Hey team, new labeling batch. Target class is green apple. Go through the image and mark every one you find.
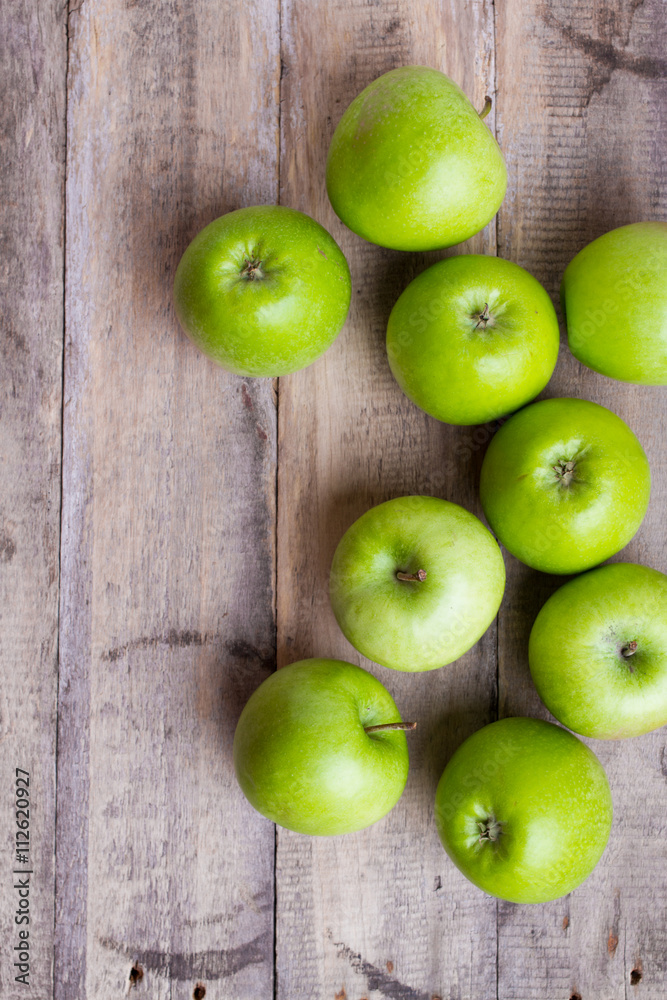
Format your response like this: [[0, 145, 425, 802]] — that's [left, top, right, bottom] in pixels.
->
[[173, 205, 351, 376], [434, 717, 613, 903], [387, 255, 560, 425], [562, 222, 667, 385], [233, 658, 412, 835], [326, 66, 507, 251], [529, 562, 667, 739], [480, 398, 651, 574], [329, 496, 505, 672]]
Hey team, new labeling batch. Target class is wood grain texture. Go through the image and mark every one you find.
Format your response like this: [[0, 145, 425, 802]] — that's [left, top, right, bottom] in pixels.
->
[[3, 0, 666, 997], [56, 2, 279, 998], [276, 2, 500, 997], [495, 1, 667, 997], [0, 2, 66, 997]]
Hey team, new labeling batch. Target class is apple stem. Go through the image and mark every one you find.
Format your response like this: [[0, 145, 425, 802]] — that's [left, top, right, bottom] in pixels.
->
[[396, 569, 427, 583], [478, 95, 493, 120], [364, 721, 417, 734], [621, 640, 638, 658], [474, 303, 490, 330]]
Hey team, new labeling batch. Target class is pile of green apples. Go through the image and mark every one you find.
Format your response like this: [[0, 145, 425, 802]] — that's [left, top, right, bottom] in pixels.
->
[[173, 67, 667, 905]]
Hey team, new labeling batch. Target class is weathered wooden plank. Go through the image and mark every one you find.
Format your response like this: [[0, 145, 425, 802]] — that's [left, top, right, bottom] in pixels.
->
[[276, 2, 500, 997], [495, 1, 667, 997], [56, 2, 280, 998], [0, 2, 66, 997]]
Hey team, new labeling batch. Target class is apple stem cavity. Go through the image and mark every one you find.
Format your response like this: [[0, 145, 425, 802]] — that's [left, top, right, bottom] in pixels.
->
[[478, 814, 503, 843], [478, 95, 493, 120], [553, 459, 578, 487], [364, 721, 417, 734], [396, 569, 427, 583], [241, 257, 264, 281]]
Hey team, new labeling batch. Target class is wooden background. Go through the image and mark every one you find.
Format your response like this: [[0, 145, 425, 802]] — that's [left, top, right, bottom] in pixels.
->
[[1, 0, 666, 997]]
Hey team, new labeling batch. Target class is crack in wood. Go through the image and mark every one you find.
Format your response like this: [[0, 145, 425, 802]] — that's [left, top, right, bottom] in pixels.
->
[[328, 932, 431, 1000], [101, 629, 215, 662], [0, 529, 16, 562], [545, 13, 667, 94], [100, 632, 275, 673], [241, 383, 254, 411], [100, 930, 270, 981], [608, 889, 621, 958], [224, 638, 275, 672]]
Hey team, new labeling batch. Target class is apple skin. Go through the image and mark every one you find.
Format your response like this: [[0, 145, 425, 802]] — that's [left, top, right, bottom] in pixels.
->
[[434, 717, 613, 903], [479, 398, 651, 574], [233, 658, 409, 836], [562, 222, 667, 385], [326, 66, 507, 252], [173, 205, 351, 376], [329, 496, 505, 672], [387, 255, 560, 425], [529, 562, 667, 739]]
